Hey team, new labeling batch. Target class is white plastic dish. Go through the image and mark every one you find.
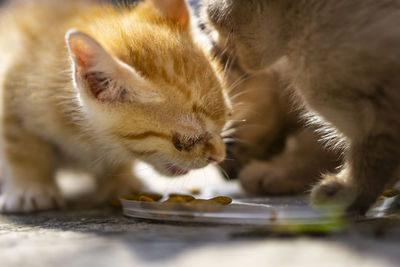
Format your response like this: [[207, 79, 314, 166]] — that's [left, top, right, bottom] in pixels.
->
[[121, 195, 399, 225], [122, 196, 341, 225]]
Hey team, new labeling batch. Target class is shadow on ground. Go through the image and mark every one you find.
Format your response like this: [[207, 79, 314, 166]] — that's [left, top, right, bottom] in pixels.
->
[[1, 205, 400, 267]]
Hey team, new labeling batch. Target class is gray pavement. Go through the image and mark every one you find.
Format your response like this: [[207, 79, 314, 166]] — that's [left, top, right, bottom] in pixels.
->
[[1, 164, 400, 267], [1, 206, 399, 267]]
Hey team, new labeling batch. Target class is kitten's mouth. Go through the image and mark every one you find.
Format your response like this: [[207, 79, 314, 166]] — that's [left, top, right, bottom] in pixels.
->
[[165, 163, 189, 176]]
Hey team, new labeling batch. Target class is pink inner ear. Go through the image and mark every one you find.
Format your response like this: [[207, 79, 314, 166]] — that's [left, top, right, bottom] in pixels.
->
[[78, 70, 127, 102], [84, 71, 109, 98], [69, 41, 94, 68], [67, 32, 100, 68], [66, 31, 129, 102]]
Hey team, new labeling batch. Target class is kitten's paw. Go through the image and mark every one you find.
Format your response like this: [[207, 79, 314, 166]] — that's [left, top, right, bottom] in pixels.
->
[[0, 182, 63, 213], [310, 173, 355, 211], [310, 173, 382, 214], [240, 161, 293, 195]]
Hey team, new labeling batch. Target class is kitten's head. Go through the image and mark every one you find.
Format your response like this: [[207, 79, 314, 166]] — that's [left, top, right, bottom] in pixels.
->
[[203, 0, 290, 72], [66, 0, 230, 176]]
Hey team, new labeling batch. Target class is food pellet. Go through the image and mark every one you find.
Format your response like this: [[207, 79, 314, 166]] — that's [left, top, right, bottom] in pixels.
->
[[382, 189, 400, 198], [139, 192, 163, 201], [163, 196, 189, 203], [168, 193, 195, 202], [138, 195, 155, 202], [189, 188, 201, 195], [209, 196, 232, 205]]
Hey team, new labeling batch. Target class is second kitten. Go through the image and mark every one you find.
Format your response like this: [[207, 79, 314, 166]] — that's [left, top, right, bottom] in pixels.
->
[[205, 0, 400, 212]]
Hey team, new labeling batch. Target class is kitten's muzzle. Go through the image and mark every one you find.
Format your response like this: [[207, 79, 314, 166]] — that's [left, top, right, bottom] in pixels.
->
[[205, 137, 226, 164], [207, 156, 222, 164]]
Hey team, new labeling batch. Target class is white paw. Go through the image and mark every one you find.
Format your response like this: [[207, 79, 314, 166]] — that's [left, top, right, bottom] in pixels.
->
[[0, 182, 64, 213]]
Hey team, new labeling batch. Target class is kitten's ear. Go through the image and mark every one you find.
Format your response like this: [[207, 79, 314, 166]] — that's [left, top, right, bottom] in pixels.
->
[[151, 0, 190, 28], [66, 30, 160, 103]]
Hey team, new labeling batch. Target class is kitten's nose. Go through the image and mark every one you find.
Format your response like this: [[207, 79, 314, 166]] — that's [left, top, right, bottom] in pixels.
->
[[207, 157, 223, 164], [206, 137, 226, 164]]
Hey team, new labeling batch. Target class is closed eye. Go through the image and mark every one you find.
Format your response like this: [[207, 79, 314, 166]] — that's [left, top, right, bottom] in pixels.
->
[[172, 132, 211, 152], [117, 131, 170, 141]]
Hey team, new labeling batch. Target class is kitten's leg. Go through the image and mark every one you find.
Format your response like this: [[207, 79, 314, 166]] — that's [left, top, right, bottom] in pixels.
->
[[0, 121, 62, 213], [240, 128, 339, 195], [89, 162, 144, 204], [311, 134, 400, 213]]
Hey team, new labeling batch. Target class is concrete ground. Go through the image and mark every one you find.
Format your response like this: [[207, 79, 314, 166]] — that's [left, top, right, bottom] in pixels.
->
[[1, 207, 400, 267], [1, 165, 400, 267]]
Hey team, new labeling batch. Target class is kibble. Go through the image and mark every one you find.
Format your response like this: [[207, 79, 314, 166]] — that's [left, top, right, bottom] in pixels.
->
[[138, 195, 155, 202], [168, 193, 195, 202], [163, 196, 189, 203], [382, 189, 399, 198], [140, 192, 163, 201], [120, 191, 233, 212], [210, 196, 232, 205]]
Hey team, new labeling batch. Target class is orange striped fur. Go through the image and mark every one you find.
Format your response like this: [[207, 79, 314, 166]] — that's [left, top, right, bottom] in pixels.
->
[[0, 0, 229, 213]]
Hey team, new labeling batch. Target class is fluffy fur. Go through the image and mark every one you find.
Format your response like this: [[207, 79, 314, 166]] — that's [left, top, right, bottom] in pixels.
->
[[200, 18, 340, 195], [205, 0, 400, 212], [0, 0, 229, 213]]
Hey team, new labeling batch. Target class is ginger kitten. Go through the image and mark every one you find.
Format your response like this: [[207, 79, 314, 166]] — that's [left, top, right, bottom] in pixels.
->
[[0, 0, 229, 213], [205, 0, 400, 213]]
